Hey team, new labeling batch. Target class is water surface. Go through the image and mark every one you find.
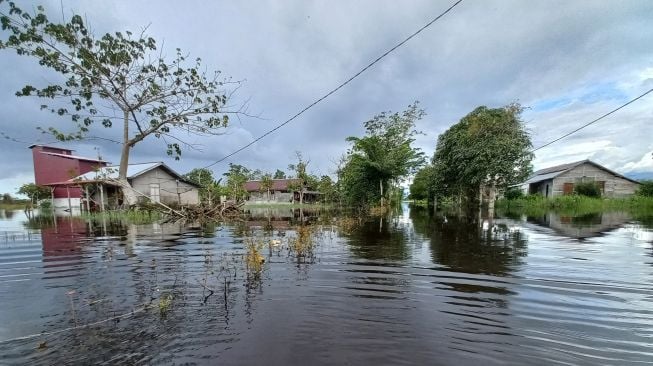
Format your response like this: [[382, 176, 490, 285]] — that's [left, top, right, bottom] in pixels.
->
[[0, 206, 652, 365]]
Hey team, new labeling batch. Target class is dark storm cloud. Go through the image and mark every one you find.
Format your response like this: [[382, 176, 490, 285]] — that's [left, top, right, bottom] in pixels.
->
[[1, 0, 652, 194]]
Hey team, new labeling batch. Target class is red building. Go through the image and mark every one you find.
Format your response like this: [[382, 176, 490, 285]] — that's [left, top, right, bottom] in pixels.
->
[[30, 145, 107, 210]]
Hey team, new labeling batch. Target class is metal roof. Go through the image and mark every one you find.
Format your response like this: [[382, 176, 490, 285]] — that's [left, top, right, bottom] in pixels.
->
[[525, 159, 640, 185], [75, 162, 161, 180], [41, 151, 107, 163], [71, 162, 200, 187]]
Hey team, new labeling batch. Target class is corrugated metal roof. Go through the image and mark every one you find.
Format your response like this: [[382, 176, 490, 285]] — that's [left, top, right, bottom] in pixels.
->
[[531, 160, 587, 176], [525, 159, 641, 185], [74, 162, 162, 181], [244, 179, 303, 192], [41, 151, 106, 163], [524, 171, 560, 184]]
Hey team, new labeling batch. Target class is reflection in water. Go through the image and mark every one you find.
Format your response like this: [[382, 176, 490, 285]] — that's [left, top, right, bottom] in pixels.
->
[[528, 211, 632, 239], [411, 207, 528, 276], [0, 207, 652, 365]]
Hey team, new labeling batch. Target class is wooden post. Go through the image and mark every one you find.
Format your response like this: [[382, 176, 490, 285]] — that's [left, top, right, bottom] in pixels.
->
[[66, 185, 72, 215], [99, 184, 105, 212], [84, 185, 90, 213]]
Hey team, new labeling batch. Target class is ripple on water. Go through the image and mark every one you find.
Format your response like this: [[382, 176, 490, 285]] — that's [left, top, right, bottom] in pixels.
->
[[0, 211, 652, 365]]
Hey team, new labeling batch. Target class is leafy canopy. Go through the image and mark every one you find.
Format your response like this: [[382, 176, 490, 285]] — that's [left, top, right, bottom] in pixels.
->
[[431, 104, 533, 198], [341, 102, 426, 207], [0, 1, 239, 162]]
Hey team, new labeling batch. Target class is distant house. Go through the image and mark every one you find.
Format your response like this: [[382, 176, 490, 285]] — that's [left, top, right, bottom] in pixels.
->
[[243, 178, 321, 203], [522, 160, 640, 198], [72, 162, 200, 208], [29, 145, 107, 210]]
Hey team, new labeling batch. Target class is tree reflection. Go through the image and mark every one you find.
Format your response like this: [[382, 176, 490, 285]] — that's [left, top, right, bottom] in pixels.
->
[[344, 216, 412, 261], [411, 207, 527, 277]]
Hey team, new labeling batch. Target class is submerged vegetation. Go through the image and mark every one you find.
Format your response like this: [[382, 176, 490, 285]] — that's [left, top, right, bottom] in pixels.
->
[[497, 194, 653, 216]]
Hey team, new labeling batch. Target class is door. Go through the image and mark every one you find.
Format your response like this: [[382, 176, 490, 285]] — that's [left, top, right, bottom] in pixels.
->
[[149, 183, 161, 203], [563, 183, 574, 195]]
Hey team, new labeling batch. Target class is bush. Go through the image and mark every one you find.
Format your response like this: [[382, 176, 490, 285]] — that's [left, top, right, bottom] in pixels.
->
[[574, 182, 601, 198], [504, 188, 524, 200], [637, 180, 653, 197]]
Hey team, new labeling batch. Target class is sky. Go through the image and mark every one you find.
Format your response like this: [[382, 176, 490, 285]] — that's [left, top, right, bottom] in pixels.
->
[[1, 0, 652, 196]]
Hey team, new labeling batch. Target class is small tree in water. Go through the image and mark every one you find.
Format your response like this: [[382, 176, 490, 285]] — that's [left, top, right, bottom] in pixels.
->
[[0, 2, 242, 205], [341, 102, 425, 208]]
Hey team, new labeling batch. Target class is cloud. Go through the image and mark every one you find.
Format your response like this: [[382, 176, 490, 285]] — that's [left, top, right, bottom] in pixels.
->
[[0, 0, 652, 194]]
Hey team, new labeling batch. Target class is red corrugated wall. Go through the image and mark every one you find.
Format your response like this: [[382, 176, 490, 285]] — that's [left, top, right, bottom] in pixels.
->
[[30, 146, 105, 199]]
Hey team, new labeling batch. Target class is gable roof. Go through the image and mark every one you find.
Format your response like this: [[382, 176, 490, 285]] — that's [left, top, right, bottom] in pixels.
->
[[525, 159, 640, 185], [40, 151, 107, 163], [72, 162, 200, 187], [244, 178, 303, 192]]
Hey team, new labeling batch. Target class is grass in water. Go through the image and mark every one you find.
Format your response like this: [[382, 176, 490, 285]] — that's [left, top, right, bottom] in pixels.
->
[[288, 225, 315, 261], [81, 210, 161, 224], [158, 293, 173, 318], [244, 238, 265, 280], [497, 195, 653, 216]]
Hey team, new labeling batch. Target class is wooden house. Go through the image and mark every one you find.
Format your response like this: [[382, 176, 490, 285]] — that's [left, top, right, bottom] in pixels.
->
[[72, 162, 201, 209], [522, 160, 640, 198], [243, 178, 321, 203]]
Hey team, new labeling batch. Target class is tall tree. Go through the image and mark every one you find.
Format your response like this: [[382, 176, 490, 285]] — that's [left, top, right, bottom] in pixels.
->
[[273, 169, 286, 180], [260, 174, 273, 201], [222, 163, 250, 202], [431, 104, 533, 209], [288, 151, 309, 204], [342, 102, 425, 207], [0, 3, 241, 204], [17, 183, 50, 208]]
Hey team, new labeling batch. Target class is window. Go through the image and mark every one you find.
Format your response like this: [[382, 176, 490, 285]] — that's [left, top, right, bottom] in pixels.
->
[[149, 183, 160, 203]]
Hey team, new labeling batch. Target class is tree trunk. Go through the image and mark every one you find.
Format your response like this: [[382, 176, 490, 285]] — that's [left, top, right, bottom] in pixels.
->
[[299, 185, 304, 204], [119, 110, 138, 206], [488, 184, 496, 218], [380, 180, 384, 207]]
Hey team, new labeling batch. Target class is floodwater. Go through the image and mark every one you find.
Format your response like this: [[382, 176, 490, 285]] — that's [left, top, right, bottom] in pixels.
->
[[1, 206, 652, 365]]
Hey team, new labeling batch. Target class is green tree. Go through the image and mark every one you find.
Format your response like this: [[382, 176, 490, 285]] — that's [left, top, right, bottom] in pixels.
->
[[183, 168, 221, 205], [222, 163, 250, 202], [1, 193, 13, 204], [317, 175, 337, 204], [0, 3, 240, 205], [288, 151, 309, 204], [17, 183, 50, 207], [260, 174, 273, 201], [409, 166, 433, 201], [273, 169, 286, 179], [637, 180, 653, 197], [341, 102, 425, 207], [431, 104, 532, 209]]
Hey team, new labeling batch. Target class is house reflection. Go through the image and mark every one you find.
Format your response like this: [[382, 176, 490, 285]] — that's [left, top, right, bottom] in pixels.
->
[[527, 211, 631, 239]]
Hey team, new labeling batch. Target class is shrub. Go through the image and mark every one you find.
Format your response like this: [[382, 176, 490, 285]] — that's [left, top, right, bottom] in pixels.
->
[[574, 182, 601, 198], [637, 180, 653, 197], [504, 188, 524, 200]]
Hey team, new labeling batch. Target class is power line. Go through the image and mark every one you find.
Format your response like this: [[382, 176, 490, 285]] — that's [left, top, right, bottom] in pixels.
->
[[203, 0, 464, 169], [531, 87, 653, 153]]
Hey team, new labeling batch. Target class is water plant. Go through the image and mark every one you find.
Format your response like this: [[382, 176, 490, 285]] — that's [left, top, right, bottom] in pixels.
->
[[244, 238, 265, 280], [158, 293, 173, 318], [288, 225, 315, 262]]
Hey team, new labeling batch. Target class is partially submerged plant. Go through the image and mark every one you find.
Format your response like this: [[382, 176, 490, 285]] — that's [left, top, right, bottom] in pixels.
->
[[158, 293, 173, 317], [288, 225, 315, 262], [244, 238, 265, 280]]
